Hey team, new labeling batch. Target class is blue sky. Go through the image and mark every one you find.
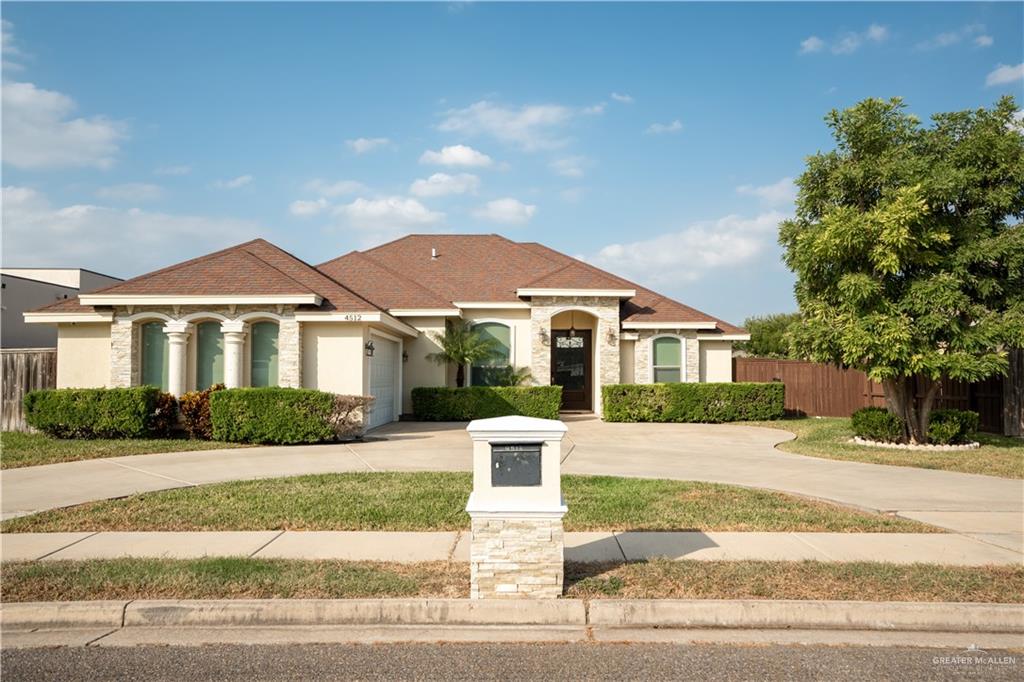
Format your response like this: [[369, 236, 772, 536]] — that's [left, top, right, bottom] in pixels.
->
[[3, 2, 1022, 324]]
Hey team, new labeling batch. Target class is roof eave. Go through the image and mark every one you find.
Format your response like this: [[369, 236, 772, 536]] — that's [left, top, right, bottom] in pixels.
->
[[78, 294, 323, 306]]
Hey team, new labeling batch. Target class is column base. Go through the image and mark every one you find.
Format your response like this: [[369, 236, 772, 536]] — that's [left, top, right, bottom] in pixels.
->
[[468, 513, 565, 600]]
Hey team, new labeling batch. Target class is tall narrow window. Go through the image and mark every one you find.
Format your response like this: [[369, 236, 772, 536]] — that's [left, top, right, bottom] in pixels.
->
[[250, 321, 279, 387], [196, 321, 224, 390], [470, 322, 511, 386], [652, 337, 683, 383], [141, 322, 169, 391]]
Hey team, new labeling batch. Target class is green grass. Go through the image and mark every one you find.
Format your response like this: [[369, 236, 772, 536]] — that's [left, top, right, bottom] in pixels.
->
[[0, 431, 245, 469], [743, 417, 1024, 479], [2, 558, 1019, 603], [0, 472, 934, 534]]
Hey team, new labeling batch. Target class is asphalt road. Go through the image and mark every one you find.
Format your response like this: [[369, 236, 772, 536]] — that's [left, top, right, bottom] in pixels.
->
[[3, 643, 1021, 681]]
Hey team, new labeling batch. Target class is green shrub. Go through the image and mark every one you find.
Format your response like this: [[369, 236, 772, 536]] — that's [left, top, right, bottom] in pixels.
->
[[411, 386, 562, 420], [210, 388, 373, 444], [928, 409, 980, 445], [851, 407, 904, 443], [150, 391, 180, 438], [179, 384, 225, 440], [23, 387, 169, 438], [601, 382, 784, 423]]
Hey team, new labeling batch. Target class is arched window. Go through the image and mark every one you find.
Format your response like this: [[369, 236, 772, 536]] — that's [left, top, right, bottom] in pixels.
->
[[250, 321, 279, 387], [140, 322, 169, 390], [652, 336, 683, 383], [196, 321, 224, 390], [471, 322, 511, 386]]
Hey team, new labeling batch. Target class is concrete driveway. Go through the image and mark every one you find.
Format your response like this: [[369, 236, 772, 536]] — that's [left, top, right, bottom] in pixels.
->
[[2, 418, 1021, 548]]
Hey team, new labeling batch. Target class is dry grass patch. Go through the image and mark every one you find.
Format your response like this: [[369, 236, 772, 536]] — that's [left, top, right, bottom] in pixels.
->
[[0, 431, 245, 469], [0, 472, 934, 534]]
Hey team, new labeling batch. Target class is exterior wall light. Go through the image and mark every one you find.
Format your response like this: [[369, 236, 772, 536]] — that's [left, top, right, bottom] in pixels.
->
[[365, 340, 375, 357], [402, 350, 409, 362]]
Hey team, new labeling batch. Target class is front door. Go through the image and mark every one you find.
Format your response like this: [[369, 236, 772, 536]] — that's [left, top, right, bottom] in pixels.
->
[[551, 329, 592, 411]]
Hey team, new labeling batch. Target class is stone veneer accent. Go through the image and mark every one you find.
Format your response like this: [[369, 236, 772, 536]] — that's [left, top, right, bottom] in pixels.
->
[[109, 305, 301, 390], [529, 296, 620, 398], [633, 330, 700, 384], [470, 516, 564, 599]]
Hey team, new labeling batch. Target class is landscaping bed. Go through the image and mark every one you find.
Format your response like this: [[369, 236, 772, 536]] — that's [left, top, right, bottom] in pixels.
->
[[0, 431, 245, 469], [0, 472, 934, 533], [744, 417, 1023, 479], [1, 558, 1019, 603]]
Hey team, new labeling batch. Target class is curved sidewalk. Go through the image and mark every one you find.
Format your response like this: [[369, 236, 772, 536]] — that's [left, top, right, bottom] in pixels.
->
[[2, 420, 1021, 548]]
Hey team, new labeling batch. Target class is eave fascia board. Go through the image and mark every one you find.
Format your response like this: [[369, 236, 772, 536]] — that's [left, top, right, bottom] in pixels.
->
[[453, 301, 531, 310], [621, 321, 719, 330], [78, 294, 322, 306], [377, 313, 421, 337], [23, 311, 114, 324], [516, 288, 636, 298], [696, 333, 751, 341], [291, 310, 419, 337], [389, 308, 462, 317]]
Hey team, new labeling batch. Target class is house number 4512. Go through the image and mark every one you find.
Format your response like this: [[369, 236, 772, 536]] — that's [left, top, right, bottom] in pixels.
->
[[343, 314, 363, 321]]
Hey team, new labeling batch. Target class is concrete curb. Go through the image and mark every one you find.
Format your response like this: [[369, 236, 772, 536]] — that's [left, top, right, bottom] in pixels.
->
[[3, 599, 1022, 633]]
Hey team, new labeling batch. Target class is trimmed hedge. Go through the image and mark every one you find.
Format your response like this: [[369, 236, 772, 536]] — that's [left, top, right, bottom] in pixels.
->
[[23, 386, 174, 438], [928, 409, 980, 445], [602, 382, 785, 423], [411, 386, 562, 421], [209, 388, 372, 444], [179, 384, 225, 440], [851, 407, 904, 443]]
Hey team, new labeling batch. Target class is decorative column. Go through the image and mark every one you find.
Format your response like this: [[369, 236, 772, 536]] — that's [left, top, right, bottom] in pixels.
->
[[221, 320, 247, 389], [163, 321, 192, 397]]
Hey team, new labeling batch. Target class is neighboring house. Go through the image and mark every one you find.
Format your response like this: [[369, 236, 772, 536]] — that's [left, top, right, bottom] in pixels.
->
[[24, 235, 748, 427], [2, 268, 123, 348]]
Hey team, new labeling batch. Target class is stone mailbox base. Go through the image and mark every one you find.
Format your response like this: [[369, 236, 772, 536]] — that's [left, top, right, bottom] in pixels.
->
[[469, 514, 565, 599]]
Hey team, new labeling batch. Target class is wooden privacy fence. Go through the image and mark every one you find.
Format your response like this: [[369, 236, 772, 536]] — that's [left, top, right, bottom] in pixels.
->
[[733, 357, 1007, 434], [2, 348, 57, 432]]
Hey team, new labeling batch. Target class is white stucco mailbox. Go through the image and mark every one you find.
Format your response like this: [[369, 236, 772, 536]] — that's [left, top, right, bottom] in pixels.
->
[[465, 415, 568, 599]]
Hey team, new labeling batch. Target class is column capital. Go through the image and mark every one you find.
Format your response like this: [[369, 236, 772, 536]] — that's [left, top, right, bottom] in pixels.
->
[[163, 320, 193, 336], [221, 319, 247, 334]]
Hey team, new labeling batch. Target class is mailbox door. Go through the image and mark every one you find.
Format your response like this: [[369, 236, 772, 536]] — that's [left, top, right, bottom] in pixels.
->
[[491, 443, 543, 487]]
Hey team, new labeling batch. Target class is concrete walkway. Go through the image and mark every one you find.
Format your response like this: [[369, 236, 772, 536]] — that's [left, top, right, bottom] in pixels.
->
[[2, 419, 1021, 549], [3, 530, 1020, 565]]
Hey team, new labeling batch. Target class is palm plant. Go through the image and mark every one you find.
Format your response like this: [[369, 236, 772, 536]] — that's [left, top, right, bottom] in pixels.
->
[[425, 320, 499, 388]]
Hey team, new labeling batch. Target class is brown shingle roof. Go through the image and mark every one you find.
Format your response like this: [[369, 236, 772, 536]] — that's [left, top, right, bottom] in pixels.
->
[[317, 251, 453, 310]]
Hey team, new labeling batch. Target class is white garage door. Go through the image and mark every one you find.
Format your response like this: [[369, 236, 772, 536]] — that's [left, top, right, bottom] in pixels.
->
[[368, 336, 398, 430]]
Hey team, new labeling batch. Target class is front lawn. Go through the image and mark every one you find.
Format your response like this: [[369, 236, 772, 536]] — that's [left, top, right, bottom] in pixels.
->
[[744, 417, 1024, 479], [0, 472, 934, 533], [0, 431, 245, 469], [2, 558, 1019, 603]]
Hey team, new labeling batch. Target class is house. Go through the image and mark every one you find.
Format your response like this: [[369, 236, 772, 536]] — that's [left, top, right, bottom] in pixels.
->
[[2, 268, 123, 349], [24, 235, 748, 427]]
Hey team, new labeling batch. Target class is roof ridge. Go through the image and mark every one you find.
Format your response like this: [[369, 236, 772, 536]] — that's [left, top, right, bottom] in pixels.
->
[[251, 241, 386, 312], [236, 249, 317, 295]]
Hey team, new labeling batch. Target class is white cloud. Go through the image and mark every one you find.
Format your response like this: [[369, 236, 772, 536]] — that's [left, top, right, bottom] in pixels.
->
[[346, 137, 390, 154], [1, 186, 257, 274], [213, 175, 253, 189], [974, 35, 994, 48], [419, 144, 494, 168], [1, 80, 126, 170], [549, 156, 587, 178], [645, 120, 683, 135], [154, 164, 191, 176], [409, 172, 480, 198], [95, 183, 163, 202], [2, 19, 25, 71], [584, 211, 788, 287], [304, 179, 367, 197], [916, 23, 987, 50], [802, 24, 889, 56], [335, 196, 444, 230], [289, 198, 329, 217], [610, 92, 634, 104], [472, 198, 536, 225], [799, 36, 825, 54], [582, 102, 606, 115], [986, 63, 1024, 87], [736, 177, 796, 206], [437, 100, 574, 151]]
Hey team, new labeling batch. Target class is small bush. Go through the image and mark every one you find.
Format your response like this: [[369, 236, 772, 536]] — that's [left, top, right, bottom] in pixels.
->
[[24, 387, 168, 439], [179, 384, 225, 440], [150, 391, 180, 438], [928, 409, 980, 445], [411, 386, 562, 420], [601, 382, 784, 423], [209, 388, 373, 444], [851, 407, 904, 443]]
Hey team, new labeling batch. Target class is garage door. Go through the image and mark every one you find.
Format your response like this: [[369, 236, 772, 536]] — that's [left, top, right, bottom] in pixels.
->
[[368, 336, 398, 430]]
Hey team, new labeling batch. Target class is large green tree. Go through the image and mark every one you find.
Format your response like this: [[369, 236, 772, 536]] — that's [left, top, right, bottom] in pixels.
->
[[779, 96, 1024, 443], [736, 312, 801, 358]]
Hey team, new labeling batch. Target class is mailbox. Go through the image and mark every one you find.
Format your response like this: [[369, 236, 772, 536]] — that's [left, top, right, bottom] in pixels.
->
[[465, 415, 568, 599]]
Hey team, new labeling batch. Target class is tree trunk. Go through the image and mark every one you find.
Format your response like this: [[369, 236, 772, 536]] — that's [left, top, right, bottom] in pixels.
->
[[1005, 348, 1024, 438], [456, 364, 465, 388], [882, 375, 937, 444]]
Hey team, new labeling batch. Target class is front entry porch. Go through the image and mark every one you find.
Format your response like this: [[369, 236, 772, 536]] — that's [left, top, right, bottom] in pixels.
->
[[551, 328, 592, 411]]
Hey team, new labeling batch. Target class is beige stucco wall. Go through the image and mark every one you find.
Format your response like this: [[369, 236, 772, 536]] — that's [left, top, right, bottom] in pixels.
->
[[56, 323, 111, 388], [619, 338, 635, 384], [301, 322, 365, 395], [400, 316, 447, 413], [699, 340, 734, 382]]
